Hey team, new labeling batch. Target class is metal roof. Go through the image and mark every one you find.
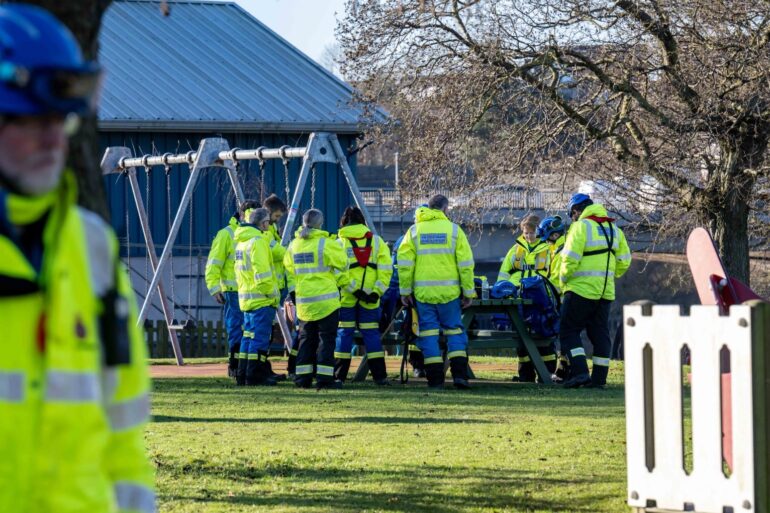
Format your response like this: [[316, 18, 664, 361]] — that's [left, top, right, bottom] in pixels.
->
[[98, 0, 365, 133]]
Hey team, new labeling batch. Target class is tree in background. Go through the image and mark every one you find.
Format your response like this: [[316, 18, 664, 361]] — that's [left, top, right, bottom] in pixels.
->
[[339, 0, 770, 284]]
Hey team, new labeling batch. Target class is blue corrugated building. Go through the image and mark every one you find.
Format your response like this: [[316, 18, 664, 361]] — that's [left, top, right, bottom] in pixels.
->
[[99, 0, 364, 256]]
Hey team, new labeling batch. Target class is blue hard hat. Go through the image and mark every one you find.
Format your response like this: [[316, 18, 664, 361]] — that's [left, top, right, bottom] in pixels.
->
[[566, 193, 591, 215], [491, 280, 517, 299], [536, 215, 566, 242], [0, 4, 101, 116]]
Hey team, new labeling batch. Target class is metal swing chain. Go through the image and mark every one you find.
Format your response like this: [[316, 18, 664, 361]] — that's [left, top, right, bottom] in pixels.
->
[[256, 146, 267, 203], [124, 170, 131, 276], [144, 166, 152, 296], [187, 187, 194, 322], [310, 164, 317, 209], [281, 148, 291, 202], [165, 164, 176, 320]]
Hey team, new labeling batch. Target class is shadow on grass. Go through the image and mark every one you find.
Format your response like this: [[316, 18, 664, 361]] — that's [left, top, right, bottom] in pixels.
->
[[158, 461, 612, 512], [153, 414, 491, 424]]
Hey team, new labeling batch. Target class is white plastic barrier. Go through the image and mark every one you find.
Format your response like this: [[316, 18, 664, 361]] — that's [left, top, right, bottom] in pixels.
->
[[624, 303, 769, 513]]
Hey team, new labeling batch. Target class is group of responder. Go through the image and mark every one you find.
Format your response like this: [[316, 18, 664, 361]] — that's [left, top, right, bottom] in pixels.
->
[[207, 187, 632, 391], [490, 193, 632, 387]]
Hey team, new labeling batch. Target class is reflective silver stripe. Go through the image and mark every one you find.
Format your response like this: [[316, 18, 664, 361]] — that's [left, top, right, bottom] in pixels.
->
[[463, 288, 475, 297], [239, 292, 274, 300], [253, 271, 272, 280], [451, 223, 458, 249], [397, 259, 414, 267], [317, 365, 334, 376], [115, 482, 156, 513], [45, 371, 100, 402], [563, 250, 582, 260], [108, 393, 150, 431], [295, 267, 329, 275], [583, 219, 618, 249], [317, 237, 326, 270], [374, 280, 387, 292], [79, 208, 115, 297], [593, 356, 611, 367], [377, 263, 393, 271], [0, 372, 24, 402], [207, 258, 224, 266], [208, 285, 221, 295], [572, 271, 610, 278], [571, 347, 586, 357], [416, 248, 454, 255], [409, 225, 418, 239], [296, 365, 314, 375], [222, 280, 237, 287], [414, 279, 459, 287], [457, 259, 474, 268], [296, 291, 339, 304], [497, 272, 511, 280], [617, 253, 631, 261], [399, 288, 412, 295], [225, 226, 235, 239]]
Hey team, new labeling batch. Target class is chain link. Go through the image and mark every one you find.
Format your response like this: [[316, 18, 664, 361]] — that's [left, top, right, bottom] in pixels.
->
[[259, 158, 266, 203], [283, 156, 291, 202], [310, 164, 316, 209], [144, 166, 151, 295], [165, 166, 176, 319], [124, 170, 130, 277]]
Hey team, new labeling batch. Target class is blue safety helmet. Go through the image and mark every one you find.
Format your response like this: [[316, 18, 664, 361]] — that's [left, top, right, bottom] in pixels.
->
[[566, 193, 591, 216], [0, 4, 101, 116], [490, 280, 517, 299], [536, 215, 565, 242]]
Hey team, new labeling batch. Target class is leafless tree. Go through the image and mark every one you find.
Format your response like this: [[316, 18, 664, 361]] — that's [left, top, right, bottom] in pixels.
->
[[339, 0, 770, 284]]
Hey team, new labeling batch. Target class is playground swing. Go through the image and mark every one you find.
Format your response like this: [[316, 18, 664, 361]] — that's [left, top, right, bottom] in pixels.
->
[[102, 132, 377, 365]]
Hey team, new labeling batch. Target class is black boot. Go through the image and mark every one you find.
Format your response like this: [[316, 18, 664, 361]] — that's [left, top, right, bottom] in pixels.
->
[[424, 362, 445, 389], [449, 356, 471, 390], [537, 355, 558, 384], [247, 352, 277, 386], [590, 364, 609, 389], [228, 353, 237, 378], [562, 373, 591, 388], [236, 354, 248, 386], [368, 358, 391, 386], [334, 358, 352, 383], [287, 351, 297, 378]]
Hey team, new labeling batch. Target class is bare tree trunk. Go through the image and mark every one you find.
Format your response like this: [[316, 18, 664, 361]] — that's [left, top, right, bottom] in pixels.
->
[[26, 1, 113, 219], [709, 201, 750, 286]]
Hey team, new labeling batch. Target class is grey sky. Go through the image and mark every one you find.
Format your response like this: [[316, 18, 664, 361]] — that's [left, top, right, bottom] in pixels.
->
[[237, 0, 346, 63]]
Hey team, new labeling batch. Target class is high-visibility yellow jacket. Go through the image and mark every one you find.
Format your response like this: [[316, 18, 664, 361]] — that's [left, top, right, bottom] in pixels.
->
[[284, 228, 355, 321], [0, 172, 155, 513], [267, 223, 292, 291], [234, 225, 280, 311], [397, 207, 475, 304], [497, 235, 551, 287], [559, 204, 632, 300], [205, 217, 238, 295], [337, 224, 393, 309], [548, 234, 566, 293]]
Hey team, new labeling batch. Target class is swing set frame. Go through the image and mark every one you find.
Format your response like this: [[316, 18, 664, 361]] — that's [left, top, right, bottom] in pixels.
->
[[101, 132, 376, 365]]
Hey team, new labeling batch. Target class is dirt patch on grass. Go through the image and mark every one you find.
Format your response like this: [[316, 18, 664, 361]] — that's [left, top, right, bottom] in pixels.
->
[[150, 359, 516, 378]]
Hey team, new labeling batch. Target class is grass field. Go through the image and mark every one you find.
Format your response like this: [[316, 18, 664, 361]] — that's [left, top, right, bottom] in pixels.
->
[[148, 357, 628, 513]]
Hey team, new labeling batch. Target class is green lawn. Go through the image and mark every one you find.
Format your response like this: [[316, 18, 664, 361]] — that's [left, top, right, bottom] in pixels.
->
[[148, 358, 628, 512]]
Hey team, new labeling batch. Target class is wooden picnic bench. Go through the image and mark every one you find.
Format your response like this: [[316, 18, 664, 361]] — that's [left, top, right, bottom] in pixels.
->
[[352, 298, 556, 384]]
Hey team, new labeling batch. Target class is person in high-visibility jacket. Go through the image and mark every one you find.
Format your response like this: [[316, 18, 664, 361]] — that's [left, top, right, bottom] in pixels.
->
[[559, 193, 632, 388], [397, 194, 476, 389], [536, 215, 569, 380], [0, 5, 155, 511], [205, 199, 259, 378], [284, 209, 356, 389], [499, 215, 557, 382], [497, 214, 551, 286], [234, 208, 281, 386], [263, 193, 297, 378], [333, 206, 393, 384]]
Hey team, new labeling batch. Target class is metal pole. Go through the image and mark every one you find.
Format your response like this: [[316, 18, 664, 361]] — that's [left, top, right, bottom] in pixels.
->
[[331, 134, 378, 236], [137, 138, 230, 323], [115, 146, 306, 170], [280, 136, 315, 246], [127, 169, 184, 365]]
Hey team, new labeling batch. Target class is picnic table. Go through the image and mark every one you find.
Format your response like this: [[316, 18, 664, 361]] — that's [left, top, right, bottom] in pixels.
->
[[351, 298, 556, 384]]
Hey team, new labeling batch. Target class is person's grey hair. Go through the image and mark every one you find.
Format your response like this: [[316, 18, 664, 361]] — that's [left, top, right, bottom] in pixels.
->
[[300, 209, 324, 238], [249, 207, 270, 227]]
